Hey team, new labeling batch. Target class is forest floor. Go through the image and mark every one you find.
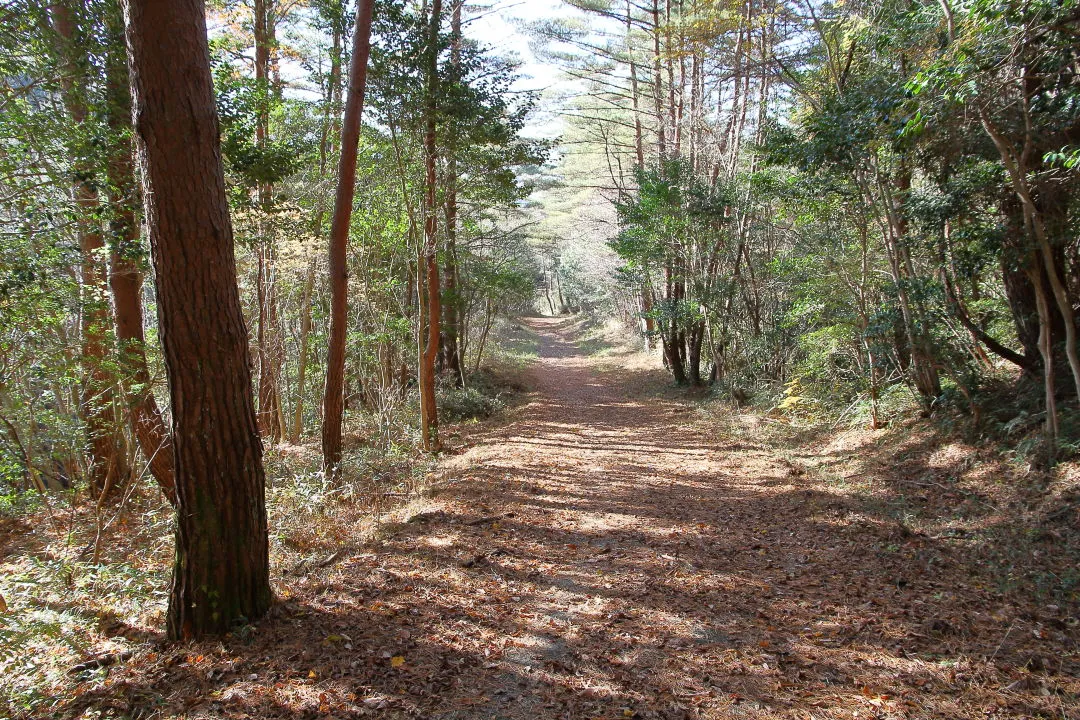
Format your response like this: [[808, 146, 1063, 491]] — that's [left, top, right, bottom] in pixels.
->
[[7, 315, 1080, 719]]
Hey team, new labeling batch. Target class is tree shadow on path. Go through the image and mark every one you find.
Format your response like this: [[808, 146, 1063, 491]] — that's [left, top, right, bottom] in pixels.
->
[[62, 316, 1079, 720]]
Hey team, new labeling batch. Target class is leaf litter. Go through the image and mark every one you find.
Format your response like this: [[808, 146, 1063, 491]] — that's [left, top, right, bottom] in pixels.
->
[[3, 315, 1078, 719]]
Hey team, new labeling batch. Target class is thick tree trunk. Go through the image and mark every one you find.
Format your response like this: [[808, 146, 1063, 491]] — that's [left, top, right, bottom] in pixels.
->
[[52, 0, 129, 499], [124, 0, 271, 639], [104, 5, 175, 502], [321, 0, 375, 472], [419, 0, 443, 453]]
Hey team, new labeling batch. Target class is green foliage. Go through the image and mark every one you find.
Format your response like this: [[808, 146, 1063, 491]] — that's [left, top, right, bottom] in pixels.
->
[[437, 383, 505, 422]]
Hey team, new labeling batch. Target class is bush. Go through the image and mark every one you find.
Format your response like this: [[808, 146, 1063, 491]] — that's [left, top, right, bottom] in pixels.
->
[[437, 384, 505, 422]]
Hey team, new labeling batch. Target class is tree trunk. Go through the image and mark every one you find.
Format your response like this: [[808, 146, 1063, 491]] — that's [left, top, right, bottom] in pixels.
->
[[641, 287, 655, 350], [252, 0, 286, 444], [626, 0, 645, 168], [52, 0, 129, 499], [401, 261, 416, 396], [472, 300, 496, 375], [321, 0, 376, 472], [650, 0, 666, 161], [662, 265, 687, 384], [104, 3, 175, 502], [666, 0, 680, 158], [688, 319, 705, 386], [439, 0, 464, 388], [419, 0, 443, 453], [862, 162, 940, 405], [296, 10, 344, 444], [1032, 265, 1059, 450], [124, 0, 271, 640], [292, 259, 316, 443], [981, 110, 1080, 400]]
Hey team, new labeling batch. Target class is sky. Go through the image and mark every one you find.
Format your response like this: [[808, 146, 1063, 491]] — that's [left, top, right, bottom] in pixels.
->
[[462, 0, 586, 140], [463, 1, 566, 93]]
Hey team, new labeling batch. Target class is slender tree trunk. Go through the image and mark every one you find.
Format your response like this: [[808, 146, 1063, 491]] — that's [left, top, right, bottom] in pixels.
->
[[663, 265, 687, 383], [939, 222, 1031, 371], [104, 4, 175, 501], [666, 0, 680, 158], [860, 163, 940, 404], [292, 259, 315, 443], [253, 0, 287, 443], [321, 0, 375, 472], [254, 0, 271, 435], [124, 0, 271, 639], [689, 47, 699, 172], [893, 168, 941, 402], [472, 300, 496, 375], [440, 0, 464, 388], [651, 0, 666, 161], [641, 286, 655, 350], [1033, 265, 1059, 450], [401, 261, 416, 396], [295, 12, 344, 443], [626, 0, 645, 168], [52, 0, 129, 499], [555, 264, 567, 313], [419, 0, 443, 453]]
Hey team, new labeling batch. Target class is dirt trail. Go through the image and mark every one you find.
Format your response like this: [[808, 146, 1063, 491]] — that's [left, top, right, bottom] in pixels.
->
[[71, 316, 1076, 720], [395, 315, 786, 717], [358, 316, 1072, 719]]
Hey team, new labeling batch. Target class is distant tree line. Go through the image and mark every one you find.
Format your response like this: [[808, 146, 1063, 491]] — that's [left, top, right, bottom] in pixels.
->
[[539, 0, 1079, 450]]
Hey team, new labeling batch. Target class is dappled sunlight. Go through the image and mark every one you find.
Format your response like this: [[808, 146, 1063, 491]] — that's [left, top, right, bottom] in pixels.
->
[[38, 315, 1079, 719]]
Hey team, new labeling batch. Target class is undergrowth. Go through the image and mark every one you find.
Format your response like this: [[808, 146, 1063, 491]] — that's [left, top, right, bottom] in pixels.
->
[[0, 334, 534, 718]]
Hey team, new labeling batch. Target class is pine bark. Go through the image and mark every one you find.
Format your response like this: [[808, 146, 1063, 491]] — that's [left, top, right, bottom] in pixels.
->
[[123, 0, 271, 639]]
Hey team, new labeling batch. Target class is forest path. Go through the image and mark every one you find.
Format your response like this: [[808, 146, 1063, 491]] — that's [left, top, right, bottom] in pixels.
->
[[408, 313, 792, 717], [363, 316, 1071, 719], [90, 316, 1075, 720]]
